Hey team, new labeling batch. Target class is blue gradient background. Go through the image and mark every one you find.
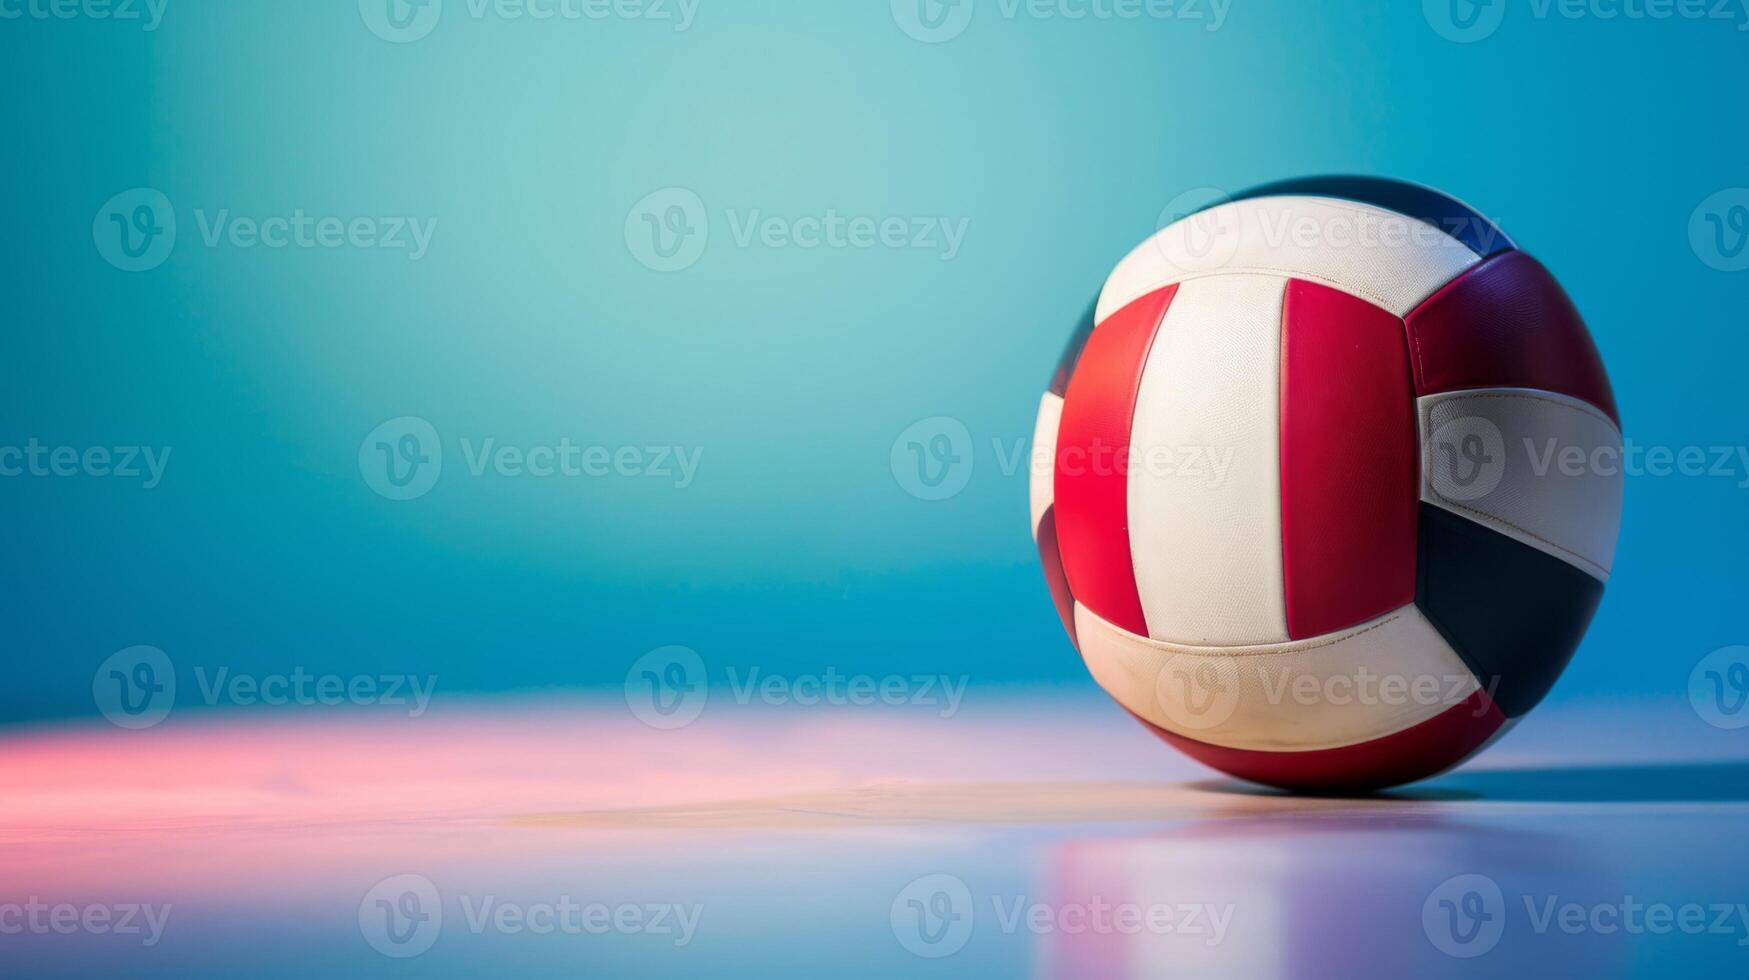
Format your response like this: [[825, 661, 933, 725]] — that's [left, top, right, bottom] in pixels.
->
[[3, 1, 1746, 726]]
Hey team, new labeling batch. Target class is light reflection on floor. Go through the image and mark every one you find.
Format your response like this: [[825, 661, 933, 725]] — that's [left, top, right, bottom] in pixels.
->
[[2, 692, 1745, 978]]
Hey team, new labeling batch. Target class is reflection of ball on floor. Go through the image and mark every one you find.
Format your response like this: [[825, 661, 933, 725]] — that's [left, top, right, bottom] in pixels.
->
[[1032, 177, 1622, 791]]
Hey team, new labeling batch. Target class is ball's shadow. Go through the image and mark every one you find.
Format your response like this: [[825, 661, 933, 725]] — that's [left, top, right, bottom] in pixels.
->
[[1193, 761, 1749, 804]]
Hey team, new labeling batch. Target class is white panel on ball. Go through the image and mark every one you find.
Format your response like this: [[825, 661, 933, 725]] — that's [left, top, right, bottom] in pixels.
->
[[1419, 387, 1625, 582], [1097, 195, 1483, 324], [1127, 273, 1289, 646], [1074, 602, 1481, 753]]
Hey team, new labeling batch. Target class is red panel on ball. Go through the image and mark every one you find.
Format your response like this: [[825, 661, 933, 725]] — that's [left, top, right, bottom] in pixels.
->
[[1404, 251, 1619, 424], [1279, 280, 1420, 640], [1129, 688, 1507, 792], [1034, 506, 1078, 648], [1053, 286, 1177, 638]]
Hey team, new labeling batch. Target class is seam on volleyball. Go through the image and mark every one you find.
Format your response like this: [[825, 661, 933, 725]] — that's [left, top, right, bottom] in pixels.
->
[[1112, 267, 1398, 314], [1422, 389, 1621, 434], [1106, 651, 1484, 752], [1423, 496, 1611, 583], [1275, 278, 1295, 641], [1120, 293, 1173, 640], [1078, 600, 1408, 658], [1188, 687, 1488, 754], [1169, 700, 1480, 754], [1407, 306, 1431, 394]]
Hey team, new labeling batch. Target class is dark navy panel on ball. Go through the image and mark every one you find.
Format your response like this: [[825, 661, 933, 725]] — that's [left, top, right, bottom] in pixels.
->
[[1230, 176, 1516, 258], [1415, 504, 1605, 718], [1048, 298, 1098, 397]]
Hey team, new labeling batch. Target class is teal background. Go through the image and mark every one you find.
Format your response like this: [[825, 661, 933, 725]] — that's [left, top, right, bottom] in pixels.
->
[[3, 0, 1747, 725]]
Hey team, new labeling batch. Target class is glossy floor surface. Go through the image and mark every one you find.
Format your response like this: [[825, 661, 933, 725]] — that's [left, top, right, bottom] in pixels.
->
[[3, 692, 1745, 978]]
